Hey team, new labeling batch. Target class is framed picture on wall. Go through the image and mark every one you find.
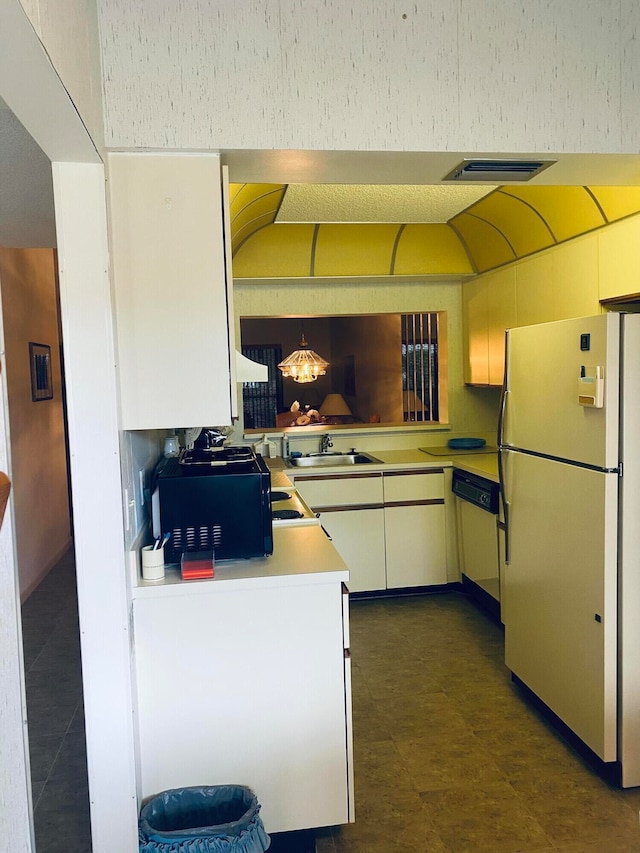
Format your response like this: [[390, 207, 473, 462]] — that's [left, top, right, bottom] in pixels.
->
[[29, 342, 53, 401]]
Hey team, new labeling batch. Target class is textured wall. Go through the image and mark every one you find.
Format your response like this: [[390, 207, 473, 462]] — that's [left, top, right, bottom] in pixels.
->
[[0, 248, 71, 599], [98, 0, 638, 155]]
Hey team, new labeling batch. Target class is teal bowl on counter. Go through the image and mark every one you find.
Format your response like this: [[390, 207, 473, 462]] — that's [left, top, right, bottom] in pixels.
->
[[447, 438, 486, 450]]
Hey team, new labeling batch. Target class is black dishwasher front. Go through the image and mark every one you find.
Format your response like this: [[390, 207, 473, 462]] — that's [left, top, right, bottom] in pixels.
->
[[452, 469, 501, 618]]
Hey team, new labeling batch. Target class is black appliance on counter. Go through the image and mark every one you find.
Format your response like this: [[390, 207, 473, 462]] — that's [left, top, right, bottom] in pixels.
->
[[152, 445, 273, 563]]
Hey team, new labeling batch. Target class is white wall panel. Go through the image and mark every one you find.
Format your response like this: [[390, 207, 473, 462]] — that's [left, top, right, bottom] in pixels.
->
[[97, 0, 637, 156], [53, 162, 138, 853]]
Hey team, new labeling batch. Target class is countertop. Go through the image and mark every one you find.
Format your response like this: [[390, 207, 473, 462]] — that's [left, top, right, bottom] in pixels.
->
[[375, 449, 498, 481], [270, 449, 499, 483], [133, 524, 348, 598], [134, 451, 498, 596]]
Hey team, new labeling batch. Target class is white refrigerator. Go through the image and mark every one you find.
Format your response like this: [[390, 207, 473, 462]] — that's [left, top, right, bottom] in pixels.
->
[[498, 312, 640, 787]]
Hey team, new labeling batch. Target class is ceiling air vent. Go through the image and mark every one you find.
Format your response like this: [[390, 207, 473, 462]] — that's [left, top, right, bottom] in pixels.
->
[[443, 159, 556, 183]]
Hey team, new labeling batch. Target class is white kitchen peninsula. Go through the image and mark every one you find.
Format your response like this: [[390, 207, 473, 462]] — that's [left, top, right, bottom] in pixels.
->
[[131, 525, 353, 835]]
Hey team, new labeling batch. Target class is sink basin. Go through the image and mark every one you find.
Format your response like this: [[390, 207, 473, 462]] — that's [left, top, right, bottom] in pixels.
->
[[288, 451, 382, 468]]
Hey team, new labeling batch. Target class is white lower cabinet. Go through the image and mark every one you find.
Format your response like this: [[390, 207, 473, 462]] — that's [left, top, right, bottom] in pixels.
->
[[384, 503, 447, 588], [133, 579, 352, 833], [318, 507, 386, 593], [295, 472, 385, 594], [295, 468, 448, 593], [383, 470, 447, 588]]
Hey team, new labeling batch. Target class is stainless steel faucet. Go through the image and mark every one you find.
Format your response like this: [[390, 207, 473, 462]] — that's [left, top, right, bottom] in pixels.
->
[[321, 434, 333, 453]]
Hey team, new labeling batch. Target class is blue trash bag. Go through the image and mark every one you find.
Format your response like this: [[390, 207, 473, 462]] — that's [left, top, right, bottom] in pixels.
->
[[138, 785, 271, 853]]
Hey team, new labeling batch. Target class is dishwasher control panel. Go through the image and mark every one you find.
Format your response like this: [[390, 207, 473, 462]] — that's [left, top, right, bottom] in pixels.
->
[[452, 470, 500, 514]]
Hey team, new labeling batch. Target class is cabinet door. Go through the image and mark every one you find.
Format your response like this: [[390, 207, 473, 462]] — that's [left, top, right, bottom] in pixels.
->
[[383, 470, 447, 589], [295, 472, 383, 509], [462, 277, 489, 385], [384, 503, 447, 588], [599, 217, 640, 302], [133, 582, 350, 833], [487, 269, 516, 386], [108, 153, 232, 430], [318, 508, 386, 593]]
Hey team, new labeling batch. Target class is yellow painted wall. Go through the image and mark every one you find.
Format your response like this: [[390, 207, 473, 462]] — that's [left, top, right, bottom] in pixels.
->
[[0, 248, 71, 600]]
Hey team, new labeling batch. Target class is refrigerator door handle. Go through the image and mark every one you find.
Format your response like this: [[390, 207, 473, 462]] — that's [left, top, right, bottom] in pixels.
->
[[497, 329, 510, 447], [498, 331, 511, 564], [498, 448, 511, 565], [498, 388, 509, 447]]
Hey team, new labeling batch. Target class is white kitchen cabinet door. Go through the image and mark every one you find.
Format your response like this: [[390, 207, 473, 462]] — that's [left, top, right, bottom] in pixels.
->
[[318, 508, 386, 593], [383, 470, 447, 589], [133, 581, 351, 833], [108, 152, 232, 430], [384, 503, 447, 588], [294, 472, 383, 509]]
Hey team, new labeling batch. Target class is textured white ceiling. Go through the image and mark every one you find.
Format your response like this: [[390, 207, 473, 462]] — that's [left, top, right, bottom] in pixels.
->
[[0, 96, 56, 248], [276, 183, 496, 223]]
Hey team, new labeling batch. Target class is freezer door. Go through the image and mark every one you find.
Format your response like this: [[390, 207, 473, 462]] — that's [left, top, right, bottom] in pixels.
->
[[502, 450, 618, 762], [503, 314, 619, 469]]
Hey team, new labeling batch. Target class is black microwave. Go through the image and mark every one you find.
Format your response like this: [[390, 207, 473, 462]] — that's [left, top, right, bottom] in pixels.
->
[[152, 447, 273, 562]]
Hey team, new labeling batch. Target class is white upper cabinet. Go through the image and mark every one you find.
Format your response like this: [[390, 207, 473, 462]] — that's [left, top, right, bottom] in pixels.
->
[[107, 153, 233, 430]]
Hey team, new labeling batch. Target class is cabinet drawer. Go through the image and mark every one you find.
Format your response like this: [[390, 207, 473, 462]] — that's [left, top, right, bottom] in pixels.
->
[[295, 472, 383, 509], [383, 469, 444, 503]]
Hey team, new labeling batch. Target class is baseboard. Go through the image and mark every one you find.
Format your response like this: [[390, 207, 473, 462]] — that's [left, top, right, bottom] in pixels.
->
[[20, 537, 73, 602], [511, 673, 621, 786], [460, 574, 502, 623], [267, 829, 316, 852], [350, 581, 462, 601]]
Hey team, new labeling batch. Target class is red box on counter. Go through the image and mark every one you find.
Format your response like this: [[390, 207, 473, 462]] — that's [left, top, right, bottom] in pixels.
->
[[181, 550, 214, 580]]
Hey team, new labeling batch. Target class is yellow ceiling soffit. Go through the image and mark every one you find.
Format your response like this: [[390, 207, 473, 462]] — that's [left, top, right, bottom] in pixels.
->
[[228, 183, 285, 255], [589, 186, 640, 222], [450, 213, 516, 274], [500, 186, 605, 242], [232, 223, 316, 279], [457, 192, 555, 259], [229, 184, 640, 279], [314, 224, 401, 277], [233, 222, 474, 278], [394, 224, 473, 275]]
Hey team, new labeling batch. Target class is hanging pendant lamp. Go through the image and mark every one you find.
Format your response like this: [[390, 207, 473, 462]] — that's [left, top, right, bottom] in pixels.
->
[[278, 329, 329, 383]]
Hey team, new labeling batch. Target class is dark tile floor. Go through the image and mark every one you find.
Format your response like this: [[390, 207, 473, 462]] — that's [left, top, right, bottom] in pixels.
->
[[317, 594, 640, 853], [21, 548, 91, 853], [22, 557, 640, 853]]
